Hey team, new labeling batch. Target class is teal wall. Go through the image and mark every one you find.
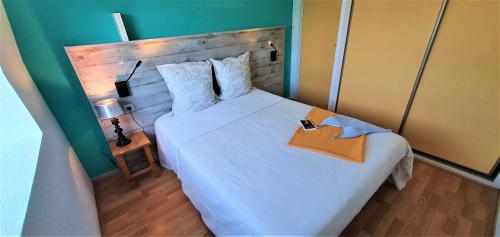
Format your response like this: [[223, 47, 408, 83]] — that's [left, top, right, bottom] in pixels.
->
[[3, 0, 293, 177]]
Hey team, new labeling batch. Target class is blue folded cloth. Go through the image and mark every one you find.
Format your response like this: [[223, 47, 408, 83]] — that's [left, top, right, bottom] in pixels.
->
[[320, 115, 391, 139]]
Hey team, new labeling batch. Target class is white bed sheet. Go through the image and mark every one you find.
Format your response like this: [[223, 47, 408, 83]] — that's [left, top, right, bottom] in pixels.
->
[[155, 89, 284, 173], [155, 89, 413, 236]]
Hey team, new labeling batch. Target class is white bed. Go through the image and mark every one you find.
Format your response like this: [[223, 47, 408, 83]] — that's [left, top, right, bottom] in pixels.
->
[[154, 89, 414, 236]]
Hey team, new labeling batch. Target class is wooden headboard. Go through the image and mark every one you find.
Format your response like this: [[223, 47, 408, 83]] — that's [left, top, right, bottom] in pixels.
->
[[65, 26, 285, 142]]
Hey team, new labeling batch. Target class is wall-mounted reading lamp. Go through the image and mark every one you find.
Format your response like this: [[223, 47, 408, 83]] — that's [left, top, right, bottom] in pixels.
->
[[269, 41, 277, 62], [115, 60, 142, 97]]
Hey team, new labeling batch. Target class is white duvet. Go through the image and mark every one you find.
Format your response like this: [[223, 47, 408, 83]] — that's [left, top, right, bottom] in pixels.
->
[[155, 89, 414, 236]]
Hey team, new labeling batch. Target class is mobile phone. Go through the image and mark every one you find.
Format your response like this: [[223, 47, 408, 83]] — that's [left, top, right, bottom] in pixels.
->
[[300, 120, 317, 131]]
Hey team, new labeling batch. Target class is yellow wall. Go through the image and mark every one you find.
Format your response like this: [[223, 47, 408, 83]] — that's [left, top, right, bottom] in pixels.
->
[[402, 0, 500, 174], [298, 0, 341, 109], [337, 0, 442, 131]]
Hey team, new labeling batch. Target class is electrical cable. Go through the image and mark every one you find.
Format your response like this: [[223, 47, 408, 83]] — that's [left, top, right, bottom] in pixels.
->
[[129, 108, 145, 133], [101, 139, 120, 169], [100, 107, 144, 170]]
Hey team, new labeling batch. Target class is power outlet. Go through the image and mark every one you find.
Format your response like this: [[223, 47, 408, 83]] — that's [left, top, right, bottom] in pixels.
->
[[124, 103, 135, 112]]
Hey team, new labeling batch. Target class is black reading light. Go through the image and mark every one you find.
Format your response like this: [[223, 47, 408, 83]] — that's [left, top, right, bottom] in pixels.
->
[[115, 60, 142, 97], [269, 41, 278, 62]]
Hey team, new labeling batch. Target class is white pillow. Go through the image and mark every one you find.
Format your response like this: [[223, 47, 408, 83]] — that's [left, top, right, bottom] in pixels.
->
[[210, 51, 252, 100], [156, 61, 217, 115]]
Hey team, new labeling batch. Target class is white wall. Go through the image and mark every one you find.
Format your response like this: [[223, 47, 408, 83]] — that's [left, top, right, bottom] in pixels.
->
[[0, 67, 43, 235], [0, 2, 101, 236]]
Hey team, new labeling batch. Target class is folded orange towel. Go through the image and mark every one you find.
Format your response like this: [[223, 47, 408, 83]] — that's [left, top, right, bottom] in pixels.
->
[[288, 107, 366, 163]]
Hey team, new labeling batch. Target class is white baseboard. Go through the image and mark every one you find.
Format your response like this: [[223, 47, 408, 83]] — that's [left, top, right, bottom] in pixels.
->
[[91, 168, 120, 183], [415, 152, 500, 236], [414, 154, 497, 189], [496, 197, 500, 237]]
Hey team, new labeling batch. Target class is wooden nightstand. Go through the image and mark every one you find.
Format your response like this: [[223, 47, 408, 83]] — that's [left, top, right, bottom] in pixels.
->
[[108, 131, 160, 182]]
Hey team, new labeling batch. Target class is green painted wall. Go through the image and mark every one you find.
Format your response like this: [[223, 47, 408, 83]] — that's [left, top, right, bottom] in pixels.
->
[[3, 0, 293, 177]]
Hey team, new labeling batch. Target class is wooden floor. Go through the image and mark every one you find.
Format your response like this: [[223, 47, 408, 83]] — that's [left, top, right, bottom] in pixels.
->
[[342, 161, 498, 236], [94, 160, 498, 236]]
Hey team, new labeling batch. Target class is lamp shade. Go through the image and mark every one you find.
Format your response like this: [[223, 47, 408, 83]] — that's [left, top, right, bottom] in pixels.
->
[[95, 98, 124, 119]]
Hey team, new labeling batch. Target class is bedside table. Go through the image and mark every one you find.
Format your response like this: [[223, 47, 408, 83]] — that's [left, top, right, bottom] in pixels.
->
[[108, 131, 160, 182]]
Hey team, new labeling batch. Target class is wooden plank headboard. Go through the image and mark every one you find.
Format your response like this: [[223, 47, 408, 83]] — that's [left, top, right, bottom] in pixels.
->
[[65, 26, 285, 142]]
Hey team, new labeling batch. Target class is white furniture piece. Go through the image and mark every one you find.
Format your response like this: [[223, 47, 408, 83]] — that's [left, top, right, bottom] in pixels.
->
[[154, 89, 414, 236]]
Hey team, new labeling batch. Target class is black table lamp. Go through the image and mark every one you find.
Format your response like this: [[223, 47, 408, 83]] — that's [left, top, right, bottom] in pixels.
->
[[95, 98, 131, 147]]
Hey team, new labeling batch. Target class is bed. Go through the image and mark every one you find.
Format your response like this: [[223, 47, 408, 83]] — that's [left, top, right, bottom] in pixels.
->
[[154, 88, 414, 236]]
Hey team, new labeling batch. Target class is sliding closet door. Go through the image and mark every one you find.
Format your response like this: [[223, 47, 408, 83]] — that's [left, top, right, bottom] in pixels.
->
[[298, 0, 341, 109], [401, 0, 499, 174], [336, 0, 442, 131]]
